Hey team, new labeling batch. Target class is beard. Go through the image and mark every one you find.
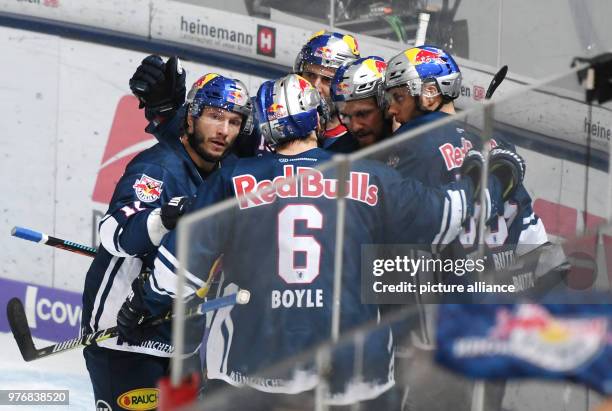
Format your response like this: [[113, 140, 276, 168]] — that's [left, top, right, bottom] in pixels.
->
[[187, 130, 224, 163]]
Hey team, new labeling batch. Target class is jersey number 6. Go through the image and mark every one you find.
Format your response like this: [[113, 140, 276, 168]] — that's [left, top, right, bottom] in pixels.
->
[[278, 204, 323, 284]]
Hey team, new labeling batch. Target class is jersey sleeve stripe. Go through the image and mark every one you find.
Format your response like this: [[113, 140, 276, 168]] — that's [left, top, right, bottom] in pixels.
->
[[432, 196, 450, 247], [99, 216, 133, 257], [440, 189, 465, 246], [90, 256, 123, 331], [151, 257, 198, 297], [158, 246, 206, 288]]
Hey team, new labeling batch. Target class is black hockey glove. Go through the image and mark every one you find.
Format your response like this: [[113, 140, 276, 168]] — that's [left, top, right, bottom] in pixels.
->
[[129, 55, 186, 122], [117, 272, 157, 345], [460, 149, 485, 198], [160, 196, 193, 230], [489, 148, 526, 200]]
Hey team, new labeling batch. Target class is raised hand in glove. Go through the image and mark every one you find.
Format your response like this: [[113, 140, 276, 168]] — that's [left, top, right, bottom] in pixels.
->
[[147, 196, 193, 246], [129, 55, 186, 122], [117, 272, 157, 345], [489, 148, 526, 200], [160, 196, 193, 230], [460, 149, 485, 197]]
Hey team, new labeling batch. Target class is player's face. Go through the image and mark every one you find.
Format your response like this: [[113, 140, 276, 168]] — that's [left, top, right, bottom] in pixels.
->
[[188, 107, 242, 161], [385, 86, 419, 125], [301, 63, 336, 105], [338, 98, 385, 147]]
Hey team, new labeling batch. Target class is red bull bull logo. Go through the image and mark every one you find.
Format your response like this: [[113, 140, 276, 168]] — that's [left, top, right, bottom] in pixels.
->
[[363, 59, 386, 78], [267, 103, 287, 121], [405, 48, 445, 65], [192, 73, 219, 90], [314, 46, 333, 60], [227, 90, 246, 105], [296, 76, 313, 93], [336, 82, 350, 95], [132, 174, 163, 203]]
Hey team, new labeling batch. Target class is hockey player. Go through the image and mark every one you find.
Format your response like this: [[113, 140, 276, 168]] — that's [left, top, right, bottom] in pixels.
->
[[292, 30, 361, 153], [115, 74, 518, 409], [382, 46, 546, 249], [381, 46, 549, 411], [82, 68, 253, 410], [133, 30, 361, 156], [330, 55, 392, 148]]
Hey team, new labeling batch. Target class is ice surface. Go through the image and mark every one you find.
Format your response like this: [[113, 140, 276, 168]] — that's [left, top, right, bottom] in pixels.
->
[[0, 332, 94, 410]]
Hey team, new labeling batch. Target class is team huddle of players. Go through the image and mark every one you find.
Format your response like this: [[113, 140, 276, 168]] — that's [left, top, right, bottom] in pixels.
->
[[81, 30, 545, 410]]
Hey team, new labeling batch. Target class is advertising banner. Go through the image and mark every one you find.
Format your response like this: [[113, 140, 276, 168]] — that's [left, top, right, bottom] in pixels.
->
[[0, 277, 82, 342]]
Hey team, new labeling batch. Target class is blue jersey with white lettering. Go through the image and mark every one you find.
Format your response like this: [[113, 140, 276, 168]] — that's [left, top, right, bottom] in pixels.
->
[[391, 112, 548, 270], [391, 111, 473, 186], [82, 110, 234, 357], [144, 147, 476, 403]]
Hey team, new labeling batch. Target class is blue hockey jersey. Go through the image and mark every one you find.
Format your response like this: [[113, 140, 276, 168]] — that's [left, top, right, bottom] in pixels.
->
[[143, 147, 481, 404], [391, 112, 548, 262], [82, 110, 230, 357]]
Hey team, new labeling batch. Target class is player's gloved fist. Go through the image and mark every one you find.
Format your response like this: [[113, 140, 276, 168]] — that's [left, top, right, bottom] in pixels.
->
[[117, 272, 156, 345], [129, 55, 186, 122], [489, 148, 525, 200], [129, 55, 165, 105], [160, 196, 193, 230], [460, 149, 484, 198]]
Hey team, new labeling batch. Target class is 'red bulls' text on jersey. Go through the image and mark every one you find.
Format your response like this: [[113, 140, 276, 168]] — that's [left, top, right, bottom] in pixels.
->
[[232, 165, 379, 209]]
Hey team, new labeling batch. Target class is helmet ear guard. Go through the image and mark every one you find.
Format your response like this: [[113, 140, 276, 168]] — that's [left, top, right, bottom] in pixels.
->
[[375, 81, 387, 111], [317, 96, 331, 124]]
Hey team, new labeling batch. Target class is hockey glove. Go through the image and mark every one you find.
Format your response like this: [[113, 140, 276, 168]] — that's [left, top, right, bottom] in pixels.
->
[[129, 55, 186, 122], [117, 271, 157, 345], [460, 149, 485, 198], [489, 148, 526, 200], [161, 196, 193, 230]]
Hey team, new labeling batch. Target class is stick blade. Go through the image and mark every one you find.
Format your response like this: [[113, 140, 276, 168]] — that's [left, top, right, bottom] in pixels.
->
[[6, 298, 37, 361], [486, 65, 508, 99]]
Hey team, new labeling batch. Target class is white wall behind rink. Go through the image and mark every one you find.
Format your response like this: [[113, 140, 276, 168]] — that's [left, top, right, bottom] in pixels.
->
[[0, 25, 609, 293]]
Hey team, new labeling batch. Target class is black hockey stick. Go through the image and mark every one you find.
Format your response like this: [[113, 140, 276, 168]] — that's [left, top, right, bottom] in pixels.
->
[[7, 289, 249, 362], [485, 65, 508, 100], [11, 226, 97, 258]]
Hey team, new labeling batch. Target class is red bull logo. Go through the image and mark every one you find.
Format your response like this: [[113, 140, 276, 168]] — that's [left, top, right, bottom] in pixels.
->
[[363, 59, 386, 78], [227, 90, 245, 105], [296, 76, 313, 93], [267, 103, 287, 121], [314, 46, 333, 60], [132, 174, 163, 203], [192, 73, 219, 90], [336, 82, 350, 95], [405, 48, 444, 65]]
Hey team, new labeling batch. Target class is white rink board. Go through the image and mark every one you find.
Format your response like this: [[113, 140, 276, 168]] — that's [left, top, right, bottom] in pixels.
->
[[0, 0, 149, 36]]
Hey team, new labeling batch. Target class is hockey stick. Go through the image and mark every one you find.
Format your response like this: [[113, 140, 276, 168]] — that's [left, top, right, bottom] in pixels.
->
[[11, 226, 97, 258], [485, 65, 508, 100], [7, 289, 250, 362]]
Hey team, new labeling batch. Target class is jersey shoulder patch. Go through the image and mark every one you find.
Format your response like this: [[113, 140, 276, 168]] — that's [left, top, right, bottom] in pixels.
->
[[132, 174, 164, 202]]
